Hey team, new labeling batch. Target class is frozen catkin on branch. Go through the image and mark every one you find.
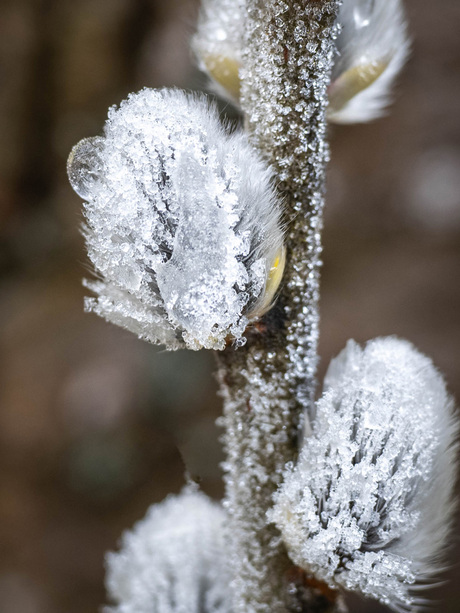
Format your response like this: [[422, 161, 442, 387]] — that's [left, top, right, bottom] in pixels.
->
[[217, 2, 341, 612], [67, 88, 285, 351], [328, 0, 410, 123], [105, 488, 231, 613], [272, 337, 458, 612]]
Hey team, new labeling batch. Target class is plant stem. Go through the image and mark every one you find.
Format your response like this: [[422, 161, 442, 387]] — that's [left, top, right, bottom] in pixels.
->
[[217, 2, 341, 612]]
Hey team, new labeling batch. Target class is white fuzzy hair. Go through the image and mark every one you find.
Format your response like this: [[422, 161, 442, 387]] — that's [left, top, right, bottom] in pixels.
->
[[328, 0, 410, 123]]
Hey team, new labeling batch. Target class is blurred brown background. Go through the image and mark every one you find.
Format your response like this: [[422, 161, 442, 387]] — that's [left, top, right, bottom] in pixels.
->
[[0, 1, 459, 611]]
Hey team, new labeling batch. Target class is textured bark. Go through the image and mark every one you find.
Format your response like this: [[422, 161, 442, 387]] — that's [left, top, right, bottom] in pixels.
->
[[218, 2, 341, 612]]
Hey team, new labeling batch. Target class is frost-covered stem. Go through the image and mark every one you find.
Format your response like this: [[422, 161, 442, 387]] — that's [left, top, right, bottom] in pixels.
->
[[217, 2, 340, 612]]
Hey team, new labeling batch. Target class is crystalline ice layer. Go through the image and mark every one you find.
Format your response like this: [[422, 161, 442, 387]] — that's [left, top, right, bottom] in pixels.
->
[[272, 337, 458, 611], [68, 88, 284, 350], [104, 488, 231, 613]]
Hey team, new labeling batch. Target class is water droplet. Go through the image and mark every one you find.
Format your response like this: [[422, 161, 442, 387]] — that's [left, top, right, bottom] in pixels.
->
[[67, 136, 105, 199]]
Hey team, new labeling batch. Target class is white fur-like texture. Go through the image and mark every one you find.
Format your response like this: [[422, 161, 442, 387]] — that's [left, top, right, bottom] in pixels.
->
[[67, 88, 284, 350], [104, 488, 231, 613], [271, 337, 458, 612], [328, 0, 410, 123]]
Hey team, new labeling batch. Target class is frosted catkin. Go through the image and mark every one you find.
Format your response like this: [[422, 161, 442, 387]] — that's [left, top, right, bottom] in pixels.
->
[[105, 489, 231, 613], [272, 338, 458, 612], [68, 88, 284, 351]]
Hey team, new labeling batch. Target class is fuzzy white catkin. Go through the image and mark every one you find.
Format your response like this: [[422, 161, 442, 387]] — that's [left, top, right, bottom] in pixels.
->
[[67, 88, 284, 351], [271, 337, 458, 612], [104, 488, 231, 613], [328, 0, 410, 123]]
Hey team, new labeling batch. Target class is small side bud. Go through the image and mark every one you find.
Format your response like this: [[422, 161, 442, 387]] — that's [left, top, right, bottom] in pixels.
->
[[271, 337, 458, 612], [104, 488, 231, 613], [328, 0, 410, 123], [67, 88, 285, 351], [192, 0, 244, 103]]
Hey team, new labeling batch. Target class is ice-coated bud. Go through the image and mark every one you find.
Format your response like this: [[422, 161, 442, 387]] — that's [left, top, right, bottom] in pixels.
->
[[192, 0, 245, 103], [104, 488, 231, 613], [271, 337, 458, 612], [328, 0, 410, 123], [67, 88, 285, 350]]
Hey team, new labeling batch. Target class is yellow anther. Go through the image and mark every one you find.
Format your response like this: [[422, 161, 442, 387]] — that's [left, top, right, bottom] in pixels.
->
[[203, 54, 241, 100], [328, 60, 388, 115], [248, 245, 286, 321]]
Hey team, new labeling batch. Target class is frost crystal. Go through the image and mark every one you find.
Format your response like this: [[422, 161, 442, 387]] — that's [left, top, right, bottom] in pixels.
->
[[271, 337, 458, 611], [104, 488, 231, 613], [67, 88, 284, 350], [328, 0, 410, 123], [192, 0, 245, 102]]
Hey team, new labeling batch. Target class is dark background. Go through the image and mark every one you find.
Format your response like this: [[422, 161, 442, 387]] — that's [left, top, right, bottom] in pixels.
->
[[0, 1, 459, 611]]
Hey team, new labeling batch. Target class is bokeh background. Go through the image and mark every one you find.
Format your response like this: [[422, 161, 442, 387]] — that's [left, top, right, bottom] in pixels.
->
[[0, 1, 459, 611]]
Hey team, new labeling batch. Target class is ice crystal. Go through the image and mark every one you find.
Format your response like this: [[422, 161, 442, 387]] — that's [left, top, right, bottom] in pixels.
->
[[271, 337, 458, 612], [104, 488, 231, 613], [192, 0, 245, 102], [328, 0, 410, 123], [67, 88, 284, 351]]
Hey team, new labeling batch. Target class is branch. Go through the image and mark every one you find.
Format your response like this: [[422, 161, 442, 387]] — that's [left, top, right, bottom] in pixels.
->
[[218, 2, 341, 611]]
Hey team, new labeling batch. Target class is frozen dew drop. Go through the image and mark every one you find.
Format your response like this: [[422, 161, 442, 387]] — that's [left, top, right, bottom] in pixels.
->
[[67, 136, 105, 199]]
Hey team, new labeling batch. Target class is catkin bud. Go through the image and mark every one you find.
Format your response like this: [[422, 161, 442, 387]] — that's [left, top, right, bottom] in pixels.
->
[[104, 488, 231, 613], [67, 88, 285, 350], [192, 0, 244, 103], [328, 0, 410, 123], [271, 337, 458, 612]]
